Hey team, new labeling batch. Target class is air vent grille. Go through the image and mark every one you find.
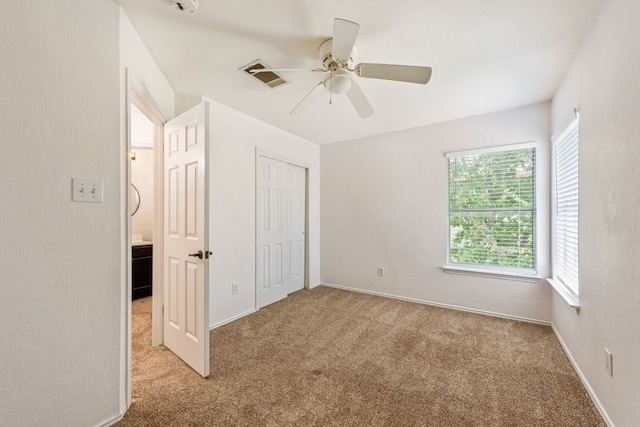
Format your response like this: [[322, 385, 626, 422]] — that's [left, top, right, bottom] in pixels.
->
[[241, 60, 287, 88]]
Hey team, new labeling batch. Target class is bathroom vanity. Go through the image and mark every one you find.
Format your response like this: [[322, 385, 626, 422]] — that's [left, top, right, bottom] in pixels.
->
[[132, 241, 153, 299]]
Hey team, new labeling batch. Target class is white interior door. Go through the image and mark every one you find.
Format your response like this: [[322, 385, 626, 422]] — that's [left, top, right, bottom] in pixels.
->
[[163, 102, 209, 377], [256, 156, 306, 308]]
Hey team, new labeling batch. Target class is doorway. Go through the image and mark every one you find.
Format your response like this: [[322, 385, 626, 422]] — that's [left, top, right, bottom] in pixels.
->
[[130, 103, 154, 293], [126, 88, 212, 386], [130, 101, 156, 330], [128, 87, 166, 347]]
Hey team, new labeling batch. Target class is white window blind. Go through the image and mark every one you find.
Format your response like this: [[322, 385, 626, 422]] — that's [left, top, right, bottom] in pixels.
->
[[552, 113, 579, 295], [447, 143, 536, 272]]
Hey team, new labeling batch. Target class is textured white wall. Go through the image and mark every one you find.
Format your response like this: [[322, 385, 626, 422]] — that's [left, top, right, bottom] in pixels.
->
[[131, 104, 155, 147], [131, 149, 154, 241], [550, 0, 640, 425], [120, 10, 175, 121], [321, 103, 552, 322], [207, 100, 320, 327], [0, 1, 122, 426]]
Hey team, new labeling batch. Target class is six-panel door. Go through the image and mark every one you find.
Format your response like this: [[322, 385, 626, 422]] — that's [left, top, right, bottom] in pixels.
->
[[256, 156, 306, 308], [163, 102, 209, 378]]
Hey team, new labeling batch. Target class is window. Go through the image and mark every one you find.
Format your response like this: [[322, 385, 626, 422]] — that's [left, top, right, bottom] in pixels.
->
[[446, 143, 536, 276], [551, 111, 579, 298]]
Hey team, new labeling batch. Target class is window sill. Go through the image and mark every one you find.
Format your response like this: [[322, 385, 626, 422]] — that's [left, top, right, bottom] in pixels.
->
[[442, 265, 541, 283], [546, 278, 580, 313]]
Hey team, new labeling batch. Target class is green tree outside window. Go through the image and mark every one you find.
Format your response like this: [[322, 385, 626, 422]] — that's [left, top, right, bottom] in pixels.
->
[[448, 147, 535, 270]]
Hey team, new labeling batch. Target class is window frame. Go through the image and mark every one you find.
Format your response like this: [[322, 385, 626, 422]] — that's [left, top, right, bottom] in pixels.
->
[[548, 110, 580, 309], [444, 142, 539, 280]]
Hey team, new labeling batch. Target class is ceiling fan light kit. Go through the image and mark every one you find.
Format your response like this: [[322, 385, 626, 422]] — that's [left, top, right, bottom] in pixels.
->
[[324, 72, 352, 94]]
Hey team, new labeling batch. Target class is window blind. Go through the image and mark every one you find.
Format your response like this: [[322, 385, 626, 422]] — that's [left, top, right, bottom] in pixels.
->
[[552, 115, 579, 295], [447, 144, 536, 271]]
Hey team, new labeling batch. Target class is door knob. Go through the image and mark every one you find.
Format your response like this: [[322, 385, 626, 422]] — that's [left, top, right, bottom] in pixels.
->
[[188, 250, 203, 259]]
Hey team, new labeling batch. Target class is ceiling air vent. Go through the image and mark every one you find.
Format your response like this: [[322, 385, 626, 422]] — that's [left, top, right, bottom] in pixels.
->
[[241, 60, 287, 89], [169, 0, 199, 14]]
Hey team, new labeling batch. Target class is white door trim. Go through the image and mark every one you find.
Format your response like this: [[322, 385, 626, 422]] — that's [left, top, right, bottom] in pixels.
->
[[256, 148, 310, 169], [255, 148, 310, 311], [122, 72, 167, 411], [122, 69, 133, 413]]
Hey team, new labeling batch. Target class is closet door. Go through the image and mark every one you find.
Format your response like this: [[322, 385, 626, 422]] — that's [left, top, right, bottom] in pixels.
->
[[256, 156, 306, 308]]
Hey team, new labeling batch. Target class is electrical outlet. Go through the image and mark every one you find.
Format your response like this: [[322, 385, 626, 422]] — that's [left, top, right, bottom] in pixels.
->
[[377, 267, 384, 277], [232, 282, 239, 295], [604, 348, 613, 377]]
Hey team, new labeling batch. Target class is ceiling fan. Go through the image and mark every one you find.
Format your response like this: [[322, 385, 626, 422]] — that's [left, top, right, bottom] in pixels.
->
[[251, 18, 433, 119]]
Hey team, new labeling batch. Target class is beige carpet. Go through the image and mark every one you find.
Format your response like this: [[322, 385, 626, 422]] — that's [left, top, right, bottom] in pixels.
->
[[118, 286, 604, 426]]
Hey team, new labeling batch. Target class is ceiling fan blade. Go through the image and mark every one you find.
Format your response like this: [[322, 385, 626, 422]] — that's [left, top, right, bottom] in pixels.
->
[[355, 63, 432, 84], [290, 82, 325, 115], [345, 80, 374, 119], [249, 68, 326, 74], [332, 18, 360, 62]]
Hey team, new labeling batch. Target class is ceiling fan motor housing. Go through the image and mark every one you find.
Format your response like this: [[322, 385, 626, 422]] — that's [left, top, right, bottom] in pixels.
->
[[319, 39, 356, 71]]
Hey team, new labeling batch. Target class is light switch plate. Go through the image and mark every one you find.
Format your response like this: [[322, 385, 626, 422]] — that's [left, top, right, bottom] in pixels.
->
[[72, 178, 103, 203]]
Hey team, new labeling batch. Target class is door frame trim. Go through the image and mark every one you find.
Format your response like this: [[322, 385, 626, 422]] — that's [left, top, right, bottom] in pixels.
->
[[122, 75, 167, 411], [255, 148, 310, 310]]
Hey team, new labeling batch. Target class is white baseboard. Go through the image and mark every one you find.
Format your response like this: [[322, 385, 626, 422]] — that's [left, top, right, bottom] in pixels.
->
[[551, 324, 614, 427], [97, 412, 124, 427], [320, 282, 550, 325], [209, 308, 257, 330], [207, 283, 322, 330]]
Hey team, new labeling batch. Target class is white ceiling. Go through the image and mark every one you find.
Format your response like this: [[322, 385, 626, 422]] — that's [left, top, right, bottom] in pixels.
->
[[119, 0, 605, 145]]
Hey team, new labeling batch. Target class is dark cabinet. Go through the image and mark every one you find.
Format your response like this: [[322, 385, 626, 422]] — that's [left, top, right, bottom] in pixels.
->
[[132, 244, 153, 299]]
